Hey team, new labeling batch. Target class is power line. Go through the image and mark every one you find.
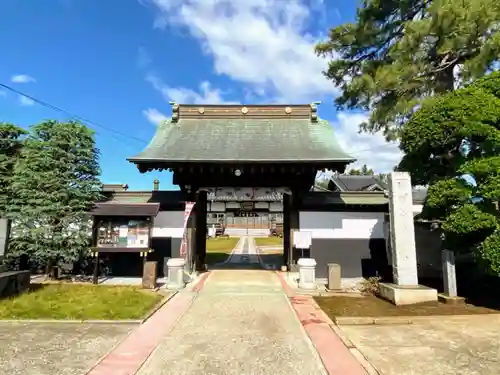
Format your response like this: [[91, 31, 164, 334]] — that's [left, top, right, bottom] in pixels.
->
[[1, 82, 401, 155], [0, 83, 149, 147]]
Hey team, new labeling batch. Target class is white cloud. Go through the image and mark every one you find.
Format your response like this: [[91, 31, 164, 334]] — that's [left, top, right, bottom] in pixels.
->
[[139, 1, 401, 172], [143, 108, 169, 125], [11, 74, 36, 84], [18, 95, 35, 106], [333, 112, 403, 173], [141, 0, 336, 103], [146, 74, 237, 104]]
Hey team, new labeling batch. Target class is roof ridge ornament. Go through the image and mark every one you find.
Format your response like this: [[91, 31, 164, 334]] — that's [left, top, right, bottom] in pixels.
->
[[170, 101, 179, 123], [310, 101, 321, 122]]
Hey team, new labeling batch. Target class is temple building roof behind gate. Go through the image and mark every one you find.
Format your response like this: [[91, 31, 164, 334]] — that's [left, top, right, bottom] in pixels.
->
[[128, 104, 354, 165]]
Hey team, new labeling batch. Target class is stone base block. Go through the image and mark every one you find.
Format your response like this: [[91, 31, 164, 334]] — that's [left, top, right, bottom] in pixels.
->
[[379, 283, 438, 305], [438, 293, 465, 305], [0, 270, 30, 298], [166, 258, 186, 290]]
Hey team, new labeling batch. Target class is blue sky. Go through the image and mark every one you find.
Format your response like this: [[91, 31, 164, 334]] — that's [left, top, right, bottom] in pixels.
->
[[0, 0, 401, 191]]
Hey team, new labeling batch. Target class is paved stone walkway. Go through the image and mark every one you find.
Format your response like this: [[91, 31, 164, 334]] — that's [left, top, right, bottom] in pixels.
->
[[339, 315, 500, 375], [215, 236, 262, 269], [89, 236, 367, 375], [137, 270, 328, 375]]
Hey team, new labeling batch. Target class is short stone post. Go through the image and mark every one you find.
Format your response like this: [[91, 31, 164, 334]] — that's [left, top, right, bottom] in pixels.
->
[[442, 250, 457, 297], [327, 263, 341, 291], [297, 258, 317, 290], [166, 258, 186, 290], [142, 261, 158, 289]]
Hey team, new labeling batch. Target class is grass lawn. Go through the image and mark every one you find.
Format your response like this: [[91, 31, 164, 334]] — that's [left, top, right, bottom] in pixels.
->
[[0, 284, 163, 320], [254, 237, 283, 247], [315, 295, 500, 318], [205, 237, 240, 264]]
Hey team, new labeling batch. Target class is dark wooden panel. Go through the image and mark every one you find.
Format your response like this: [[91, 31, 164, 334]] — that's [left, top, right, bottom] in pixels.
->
[[92, 247, 150, 253], [90, 203, 160, 217]]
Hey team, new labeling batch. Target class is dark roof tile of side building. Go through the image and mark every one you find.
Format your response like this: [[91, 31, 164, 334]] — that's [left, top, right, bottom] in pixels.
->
[[313, 175, 428, 205], [330, 175, 385, 192]]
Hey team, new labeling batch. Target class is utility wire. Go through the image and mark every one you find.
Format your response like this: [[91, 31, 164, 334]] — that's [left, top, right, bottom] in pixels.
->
[[0, 83, 149, 147], [1, 82, 400, 155]]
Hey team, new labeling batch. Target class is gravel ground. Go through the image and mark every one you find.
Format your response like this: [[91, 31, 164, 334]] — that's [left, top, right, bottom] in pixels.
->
[[0, 322, 134, 375]]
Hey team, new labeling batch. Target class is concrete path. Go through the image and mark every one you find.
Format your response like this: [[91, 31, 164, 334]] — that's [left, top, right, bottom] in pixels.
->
[[136, 270, 328, 375], [89, 236, 368, 375], [216, 236, 263, 269]]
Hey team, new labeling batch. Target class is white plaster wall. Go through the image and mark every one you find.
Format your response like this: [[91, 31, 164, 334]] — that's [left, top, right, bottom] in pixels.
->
[[299, 211, 385, 239], [152, 211, 184, 238]]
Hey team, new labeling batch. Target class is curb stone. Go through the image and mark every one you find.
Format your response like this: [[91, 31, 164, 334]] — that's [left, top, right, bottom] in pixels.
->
[[334, 313, 500, 325], [0, 319, 142, 324], [140, 291, 178, 323], [329, 324, 355, 348], [349, 348, 381, 375]]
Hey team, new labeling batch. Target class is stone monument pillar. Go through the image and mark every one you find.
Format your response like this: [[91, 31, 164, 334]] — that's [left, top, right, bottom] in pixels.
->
[[379, 172, 438, 305], [387, 172, 419, 286]]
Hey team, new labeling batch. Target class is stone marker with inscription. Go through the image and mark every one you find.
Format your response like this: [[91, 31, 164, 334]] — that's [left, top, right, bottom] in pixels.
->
[[438, 249, 465, 304], [142, 261, 158, 289], [378, 172, 438, 305], [327, 263, 341, 291], [442, 250, 457, 297]]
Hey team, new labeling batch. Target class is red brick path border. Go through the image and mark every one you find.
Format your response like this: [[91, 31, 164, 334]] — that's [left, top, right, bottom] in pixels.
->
[[86, 272, 212, 375], [276, 272, 368, 375]]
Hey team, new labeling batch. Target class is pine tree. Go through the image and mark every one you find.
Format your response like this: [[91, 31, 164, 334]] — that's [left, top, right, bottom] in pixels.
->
[[316, 0, 500, 139], [7, 121, 102, 270], [398, 71, 500, 273]]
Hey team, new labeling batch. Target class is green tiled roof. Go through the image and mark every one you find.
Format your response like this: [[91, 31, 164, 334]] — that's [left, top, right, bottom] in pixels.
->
[[129, 118, 355, 163]]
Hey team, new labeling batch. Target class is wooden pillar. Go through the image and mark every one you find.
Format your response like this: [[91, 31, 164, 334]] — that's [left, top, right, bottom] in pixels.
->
[[195, 190, 208, 271], [283, 194, 291, 269], [289, 190, 300, 260], [92, 253, 99, 284], [284, 190, 300, 270], [91, 217, 99, 284]]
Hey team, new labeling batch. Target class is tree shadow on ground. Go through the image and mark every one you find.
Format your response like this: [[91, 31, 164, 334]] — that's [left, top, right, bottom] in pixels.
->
[[206, 253, 284, 270]]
